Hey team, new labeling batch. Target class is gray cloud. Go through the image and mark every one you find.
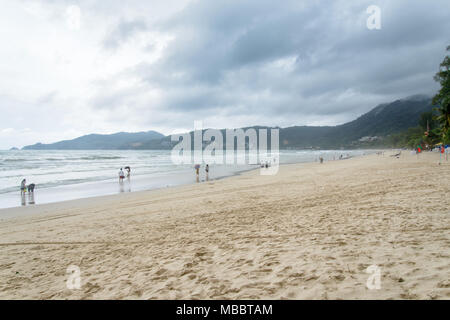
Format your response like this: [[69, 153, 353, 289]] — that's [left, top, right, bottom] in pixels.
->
[[110, 0, 447, 125], [1, 0, 449, 149], [103, 19, 148, 49]]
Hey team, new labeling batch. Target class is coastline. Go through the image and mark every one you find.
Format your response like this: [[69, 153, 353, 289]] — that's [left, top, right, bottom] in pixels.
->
[[0, 151, 448, 299], [0, 163, 260, 221], [0, 149, 372, 215]]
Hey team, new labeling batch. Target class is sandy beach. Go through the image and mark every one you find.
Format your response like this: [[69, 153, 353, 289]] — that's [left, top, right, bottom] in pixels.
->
[[0, 151, 449, 300]]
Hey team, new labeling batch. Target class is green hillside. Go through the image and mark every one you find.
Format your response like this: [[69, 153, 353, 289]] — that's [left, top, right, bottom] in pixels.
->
[[129, 95, 434, 150], [22, 96, 434, 150], [23, 131, 164, 150]]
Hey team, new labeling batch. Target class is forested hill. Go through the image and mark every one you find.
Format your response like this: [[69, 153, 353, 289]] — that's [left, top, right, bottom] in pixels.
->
[[129, 95, 434, 150], [279, 95, 433, 149], [23, 96, 434, 150], [23, 131, 164, 150]]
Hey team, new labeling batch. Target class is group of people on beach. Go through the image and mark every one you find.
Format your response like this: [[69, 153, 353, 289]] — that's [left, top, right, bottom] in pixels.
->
[[319, 153, 354, 163], [20, 179, 36, 206], [261, 157, 277, 168], [20, 179, 35, 194], [260, 161, 272, 168], [117, 163, 212, 185], [195, 164, 209, 183]]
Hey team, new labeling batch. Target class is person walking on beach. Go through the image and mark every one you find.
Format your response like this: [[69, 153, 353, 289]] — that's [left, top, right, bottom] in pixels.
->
[[205, 164, 209, 181], [20, 179, 27, 194], [118, 168, 125, 182], [125, 166, 131, 178], [195, 164, 200, 183], [319, 156, 324, 164]]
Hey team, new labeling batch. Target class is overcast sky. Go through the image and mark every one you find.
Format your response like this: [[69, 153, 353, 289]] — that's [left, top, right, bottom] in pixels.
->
[[0, 0, 449, 149]]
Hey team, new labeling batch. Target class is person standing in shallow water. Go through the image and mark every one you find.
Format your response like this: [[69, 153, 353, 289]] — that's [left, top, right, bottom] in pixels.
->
[[194, 164, 200, 183], [20, 179, 27, 194], [118, 168, 125, 182]]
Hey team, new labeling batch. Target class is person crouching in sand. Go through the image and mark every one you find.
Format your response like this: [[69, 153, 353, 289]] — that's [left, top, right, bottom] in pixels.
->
[[28, 183, 35, 193]]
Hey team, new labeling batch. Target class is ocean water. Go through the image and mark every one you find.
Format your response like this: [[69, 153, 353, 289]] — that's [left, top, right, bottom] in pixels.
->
[[0, 149, 373, 210]]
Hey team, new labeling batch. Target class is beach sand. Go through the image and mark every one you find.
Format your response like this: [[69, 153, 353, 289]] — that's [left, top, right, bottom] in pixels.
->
[[0, 151, 449, 300]]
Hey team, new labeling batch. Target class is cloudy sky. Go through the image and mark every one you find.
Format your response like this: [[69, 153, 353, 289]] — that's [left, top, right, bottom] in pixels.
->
[[0, 0, 449, 149]]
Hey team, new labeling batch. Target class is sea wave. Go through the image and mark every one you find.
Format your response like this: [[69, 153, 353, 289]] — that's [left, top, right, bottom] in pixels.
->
[[0, 186, 21, 194], [2, 158, 30, 162], [78, 156, 124, 160]]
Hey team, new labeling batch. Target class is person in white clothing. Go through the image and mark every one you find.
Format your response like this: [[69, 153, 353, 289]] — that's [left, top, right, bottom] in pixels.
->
[[118, 168, 125, 182]]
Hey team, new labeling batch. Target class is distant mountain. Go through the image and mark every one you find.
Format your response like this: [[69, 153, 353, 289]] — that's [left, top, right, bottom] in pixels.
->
[[279, 95, 434, 149], [23, 131, 164, 150], [124, 95, 434, 150], [22, 95, 434, 150]]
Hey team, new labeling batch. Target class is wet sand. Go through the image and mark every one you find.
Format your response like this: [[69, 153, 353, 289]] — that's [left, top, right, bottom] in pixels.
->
[[0, 151, 449, 299]]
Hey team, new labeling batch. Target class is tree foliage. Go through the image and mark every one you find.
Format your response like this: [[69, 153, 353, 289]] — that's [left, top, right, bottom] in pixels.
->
[[432, 45, 450, 142]]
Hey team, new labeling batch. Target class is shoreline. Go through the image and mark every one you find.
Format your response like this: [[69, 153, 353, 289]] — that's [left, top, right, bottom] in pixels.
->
[[0, 150, 374, 218], [0, 164, 260, 221], [0, 159, 313, 221], [0, 162, 261, 213]]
